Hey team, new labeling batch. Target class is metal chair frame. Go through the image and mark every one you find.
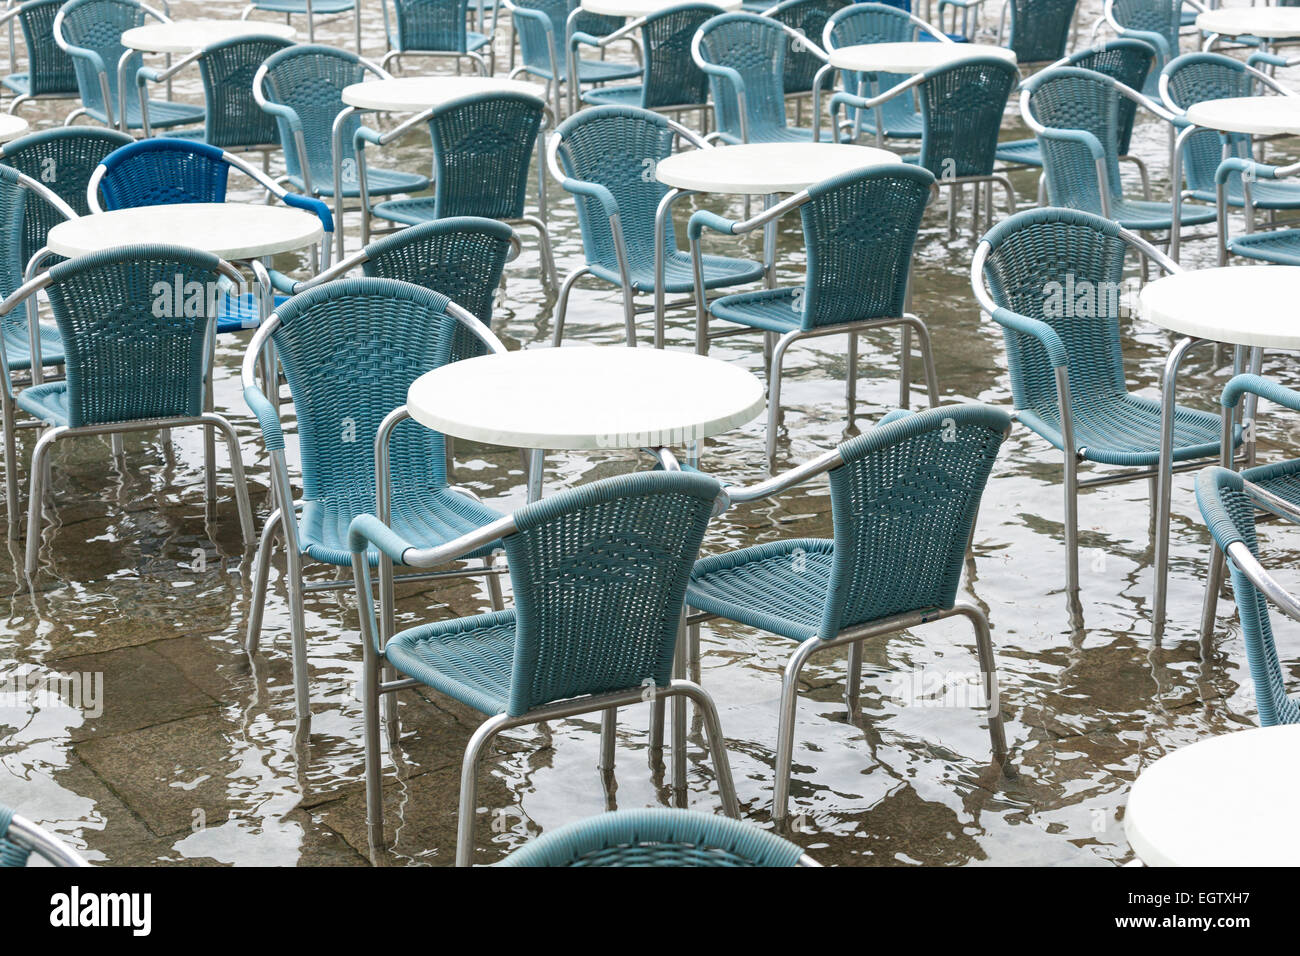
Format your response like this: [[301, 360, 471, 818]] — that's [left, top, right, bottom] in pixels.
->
[[241, 0, 363, 51], [1, 809, 91, 866]]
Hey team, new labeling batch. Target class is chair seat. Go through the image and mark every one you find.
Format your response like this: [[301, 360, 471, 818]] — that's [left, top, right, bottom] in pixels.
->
[[287, 166, 430, 199], [2, 73, 78, 98], [1227, 227, 1300, 265], [391, 30, 494, 54], [523, 58, 642, 84], [589, 247, 764, 294], [1107, 196, 1217, 231], [1242, 456, 1300, 509], [708, 287, 809, 334], [384, 607, 516, 715], [688, 538, 836, 642], [1018, 390, 1240, 467], [369, 196, 440, 226], [1186, 178, 1300, 210], [995, 137, 1041, 167], [217, 292, 289, 334], [3, 323, 64, 372], [250, 0, 355, 12], [85, 98, 205, 131], [297, 486, 502, 567], [14, 380, 69, 425]]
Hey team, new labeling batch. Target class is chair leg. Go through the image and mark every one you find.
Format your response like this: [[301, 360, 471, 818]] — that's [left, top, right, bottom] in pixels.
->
[[845, 639, 862, 714], [688, 621, 701, 684], [620, 282, 637, 347], [904, 316, 940, 407], [247, 507, 282, 654], [284, 542, 311, 722], [1062, 451, 1080, 595], [671, 680, 739, 818], [363, 628, 386, 857], [846, 331, 858, 427], [773, 637, 819, 830], [1198, 541, 1227, 641], [649, 689, 665, 770], [3, 387, 19, 538], [899, 323, 912, 408], [599, 707, 616, 776], [484, 554, 504, 611], [956, 602, 1007, 763], [456, 713, 509, 867], [551, 266, 589, 347], [766, 332, 796, 467], [517, 215, 557, 290], [24, 425, 61, 579], [202, 413, 255, 549]]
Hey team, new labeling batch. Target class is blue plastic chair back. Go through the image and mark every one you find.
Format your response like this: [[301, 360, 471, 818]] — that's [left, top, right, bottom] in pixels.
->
[[1196, 466, 1300, 725], [916, 56, 1018, 178], [1066, 39, 1155, 154], [768, 0, 848, 95], [42, 244, 227, 426], [95, 139, 231, 209], [57, 0, 148, 120], [501, 470, 721, 715], [695, 12, 791, 142], [819, 404, 1009, 634], [1005, 0, 1078, 64], [390, 0, 477, 53], [635, 3, 720, 108], [198, 34, 295, 150], [424, 92, 544, 219], [826, 4, 920, 134], [797, 164, 932, 330], [1163, 52, 1253, 196], [11, 0, 79, 97], [1025, 67, 1125, 214]]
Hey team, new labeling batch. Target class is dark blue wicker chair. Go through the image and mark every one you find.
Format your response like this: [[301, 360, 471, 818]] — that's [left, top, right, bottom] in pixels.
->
[[996, 0, 1078, 64]]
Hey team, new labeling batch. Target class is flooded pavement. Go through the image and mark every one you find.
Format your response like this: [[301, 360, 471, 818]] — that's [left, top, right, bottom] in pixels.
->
[[1, 0, 1297, 867]]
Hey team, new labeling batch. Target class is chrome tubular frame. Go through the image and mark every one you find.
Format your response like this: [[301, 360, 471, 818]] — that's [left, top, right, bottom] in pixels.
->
[[4, 813, 91, 867]]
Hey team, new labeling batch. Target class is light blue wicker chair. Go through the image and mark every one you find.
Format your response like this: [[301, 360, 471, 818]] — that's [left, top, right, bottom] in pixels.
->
[[499, 808, 819, 865], [1212, 153, 1300, 267], [242, 278, 509, 722], [1197, 465, 1300, 726], [575, 2, 721, 122], [0, 804, 89, 866], [505, 0, 640, 118], [0, 244, 256, 578], [972, 207, 1241, 599], [1103, 0, 1203, 93], [828, 55, 1018, 238], [1019, 66, 1216, 261], [547, 105, 764, 347], [87, 139, 334, 335], [689, 164, 939, 464], [693, 11, 825, 144], [135, 33, 294, 155], [349, 469, 741, 865], [685, 404, 1011, 828], [52, 0, 205, 132], [380, 0, 499, 76], [242, 0, 360, 48], [359, 91, 556, 287], [1, 0, 80, 115]]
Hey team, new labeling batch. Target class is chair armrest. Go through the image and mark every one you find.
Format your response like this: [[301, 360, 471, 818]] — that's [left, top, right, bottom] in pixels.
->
[[1036, 125, 1107, 163], [281, 190, 335, 234], [696, 59, 747, 102], [687, 209, 738, 240], [1222, 373, 1300, 413], [266, 269, 298, 295], [1216, 156, 1278, 185], [355, 124, 383, 147], [560, 176, 620, 218], [989, 306, 1068, 368], [257, 97, 303, 136], [1113, 26, 1170, 61], [1247, 51, 1290, 70], [243, 383, 285, 451], [348, 513, 417, 565], [570, 29, 602, 48]]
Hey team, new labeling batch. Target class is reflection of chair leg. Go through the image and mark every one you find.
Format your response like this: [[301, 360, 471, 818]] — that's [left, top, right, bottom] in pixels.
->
[[772, 636, 819, 829], [24, 425, 62, 578], [246, 508, 281, 654], [455, 713, 510, 867], [955, 601, 1007, 763], [1198, 542, 1226, 640], [599, 707, 616, 779], [551, 266, 589, 346], [2, 388, 19, 538]]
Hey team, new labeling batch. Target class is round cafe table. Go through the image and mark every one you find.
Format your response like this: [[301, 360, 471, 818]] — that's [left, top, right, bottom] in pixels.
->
[[1186, 96, 1300, 137], [1197, 6, 1300, 43], [580, 0, 740, 16], [0, 114, 29, 144], [121, 19, 296, 54], [825, 41, 1017, 75], [1125, 725, 1300, 866], [1140, 265, 1300, 635]]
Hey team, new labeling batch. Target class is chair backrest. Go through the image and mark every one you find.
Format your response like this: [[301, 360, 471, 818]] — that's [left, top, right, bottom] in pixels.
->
[[424, 92, 544, 220], [1065, 39, 1155, 154], [0, 127, 133, 264], [55, 0, 149, 118], [819, 404, 1009, 635], [268, 278, 459, 516], [825, 3, 921, 129], [916, 56, 1019, 178], [1026, 66, 1125, 212], [978, 207, 1129, 412], [1110, 0, 1180, 59], [360, 216, 513, 361], [501, 470, 721, 715], [797, 164, 932, 330], [94, 139, 232, 209], [43, 244, 228, 426], [636, 3, 720, 108], [197, 34, 295, 150], [0, 166, 29, 311], [695, 12, 790, 142], [258, 44, 368, 191], [768, 0, 848, 95], [1196, 466, 1300, 726], [1006, 0, 1078, 64], [554, 105, 679, 272], [1162, 52, 1252, 195], [513, 0, 587, 72], [498, 808, 811, 866], [389, 0, 474, 53], [13, 0, 79, 97]]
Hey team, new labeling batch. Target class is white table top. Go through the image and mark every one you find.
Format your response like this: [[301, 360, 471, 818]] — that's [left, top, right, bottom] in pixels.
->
[[0, 113, 29, 144], [827, 41, 1017, 74], [47, 203, 324, 260], [1197, 6, 1300, 39], [580, 0, 739, 17], [1125, 725, 1300, 866], [407, 346, 765, 450], [1138, 266, 1300, 350], [341, 76, 544, 112], [121, 20, 296, 54], [1186, 95, 1300, 136], [655, 142, 900, 195]]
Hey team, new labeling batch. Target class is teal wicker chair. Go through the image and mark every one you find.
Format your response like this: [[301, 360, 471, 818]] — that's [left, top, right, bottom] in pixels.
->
[[243, 0, 359, 47], [1, 0, 80, 115], [1212, 154, 1300, 266], [693, 12, 824, 144], [1019, 66, 1216, 261], [575, 2, 720, 121], [1103, 0, 1202, 93], [360, 91, 556, 287], [505, 0, 640, 118], [0, 804, 89, 866], [690, 164, 939, 464], [0, 244, 256, 578], [349, 470, 741, 865], [135, 33, 294, 154], [547, 105, 764, 347], [380, 0, 499, 76], [1197, 465, 1300, 726], [242, 278, 508, 722], [52, 0, 205, 132], [499, 808, 819, 866], [972, 207, 1241, 599], [829, 55, 1018, 238], [769, 0, 848, 106], [996, 0, 1078, 65], [685, 404, 1011, 827]]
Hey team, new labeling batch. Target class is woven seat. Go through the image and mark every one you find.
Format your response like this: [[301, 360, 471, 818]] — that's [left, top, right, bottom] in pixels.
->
[[592, 247, 764, 293], [1226, 228, 1300, 265], [13, 379, 70, 423], [995, 137, 1042, 167], [2, 323, 63, 373], [1, 0, 80, 114], [498, 808, 813, 866], [385, 608, 517, 714], [1106, 194, 1216, 229], [691, 538, 834, 640]]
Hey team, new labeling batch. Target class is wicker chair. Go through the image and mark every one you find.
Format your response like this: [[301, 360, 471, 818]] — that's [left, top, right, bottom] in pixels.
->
[[1, 0, 80, 115], [996, 0, 1078, 65], [0, 804, 89, 866], [768, 0, 848, 112], [1104, 0, 1203, 93], [380, 0, 499, 76], [242, 0, 360, 48]]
